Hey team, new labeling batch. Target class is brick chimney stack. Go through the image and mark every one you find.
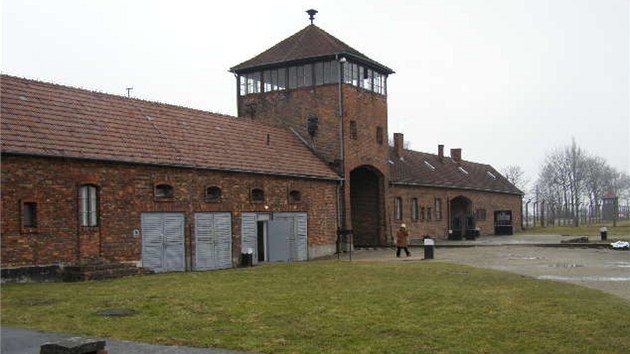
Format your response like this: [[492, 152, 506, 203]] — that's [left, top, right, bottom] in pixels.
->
[[394, 133, 404, 156], [438, 144, 444, 159], [450, 148, 462, 162]]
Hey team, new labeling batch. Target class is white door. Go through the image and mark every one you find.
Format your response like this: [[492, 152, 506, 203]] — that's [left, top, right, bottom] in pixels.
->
[[195, 212, 232, 271], [141, 213, 185, 272]]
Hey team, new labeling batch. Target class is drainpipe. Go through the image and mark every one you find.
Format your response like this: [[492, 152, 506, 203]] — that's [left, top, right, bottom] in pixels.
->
[[446, 196, 451, 238], [337, 55, 347, 231]]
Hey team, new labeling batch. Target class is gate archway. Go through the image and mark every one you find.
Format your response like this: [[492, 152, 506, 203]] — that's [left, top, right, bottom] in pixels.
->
[[350, 166, 385, 246], [449, 196, 474, 240]]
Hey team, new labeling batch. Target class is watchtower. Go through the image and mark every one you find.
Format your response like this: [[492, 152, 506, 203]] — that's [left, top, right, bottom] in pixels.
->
[[230, 10, 395, 245]]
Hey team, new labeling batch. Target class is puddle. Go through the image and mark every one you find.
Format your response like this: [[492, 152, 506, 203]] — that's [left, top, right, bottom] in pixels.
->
[[546, 263, 584, 268], [538, 275, 630, 282], [606, 262, 630, 268]]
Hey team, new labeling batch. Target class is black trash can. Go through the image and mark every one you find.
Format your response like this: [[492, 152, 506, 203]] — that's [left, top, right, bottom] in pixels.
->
[[423, 237, 435, 259], [240, 252, 253, 267], [600, 227, 608, 241]]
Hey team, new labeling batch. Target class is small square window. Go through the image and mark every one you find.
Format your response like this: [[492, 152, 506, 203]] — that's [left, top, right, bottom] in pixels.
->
[[251, 188, 265, 203], [289, 190, 301, 203], [205, 186, 222, 203], [155, 184, 174, 200]]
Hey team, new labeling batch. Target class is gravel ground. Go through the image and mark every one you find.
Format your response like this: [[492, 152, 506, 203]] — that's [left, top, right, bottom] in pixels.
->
[[335, 234, 630, 302]]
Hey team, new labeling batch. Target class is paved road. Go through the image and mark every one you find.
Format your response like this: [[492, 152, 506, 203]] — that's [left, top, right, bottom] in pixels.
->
[[1, 326, 258, 354], [344, 234, 630, 301]]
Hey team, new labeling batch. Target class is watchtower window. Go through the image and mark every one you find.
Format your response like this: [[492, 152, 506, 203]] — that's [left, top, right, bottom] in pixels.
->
[[376, 126, 384, 145], [350, 121, 358, 139]]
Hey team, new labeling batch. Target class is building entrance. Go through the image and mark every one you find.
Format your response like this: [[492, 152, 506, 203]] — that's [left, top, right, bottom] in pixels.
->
[[350, 166, 384, 246]]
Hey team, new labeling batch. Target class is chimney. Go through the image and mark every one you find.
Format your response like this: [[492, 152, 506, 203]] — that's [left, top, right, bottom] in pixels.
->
[[393, 133, 404, 156], [438, 144, 444, 159], [450, 148, 462, 162]]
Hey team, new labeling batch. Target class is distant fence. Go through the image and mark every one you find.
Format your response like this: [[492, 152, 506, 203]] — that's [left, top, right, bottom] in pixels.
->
[[523, 203, 630, 228]]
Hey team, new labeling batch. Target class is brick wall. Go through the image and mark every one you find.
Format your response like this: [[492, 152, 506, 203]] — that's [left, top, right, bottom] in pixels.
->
[[238, 84, 391, 242], [388, 184, 522, 241], [238, 85, 343, 167], [1, 154, 338, 267]]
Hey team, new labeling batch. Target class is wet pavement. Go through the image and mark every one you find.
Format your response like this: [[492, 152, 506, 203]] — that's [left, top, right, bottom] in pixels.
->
[[0, 326, 259, 354], [340, 234, 630, 301]]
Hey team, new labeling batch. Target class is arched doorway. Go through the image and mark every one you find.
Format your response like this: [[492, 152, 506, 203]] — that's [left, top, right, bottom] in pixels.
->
[[350, 166, 384, 246], [449, 196, 474, 240]]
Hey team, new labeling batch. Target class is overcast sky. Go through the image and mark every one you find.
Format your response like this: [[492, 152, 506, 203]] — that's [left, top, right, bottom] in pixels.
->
[[2, 0, 628, 193]]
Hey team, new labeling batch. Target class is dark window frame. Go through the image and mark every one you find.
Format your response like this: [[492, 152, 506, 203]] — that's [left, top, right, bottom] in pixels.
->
[[21, 200, 38, 231]]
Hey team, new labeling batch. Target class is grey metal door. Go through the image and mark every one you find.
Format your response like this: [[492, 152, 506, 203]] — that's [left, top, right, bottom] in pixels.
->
[[268, 219, 291, 262], [141, 213, 185, 272], [272, 212, 308, 262], [195, 212, 232, 271]]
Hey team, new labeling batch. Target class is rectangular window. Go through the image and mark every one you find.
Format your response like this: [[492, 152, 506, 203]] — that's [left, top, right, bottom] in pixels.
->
[[411, 198, 418, 221], [277, 68, 286, 90], [427, 207, 432, 221], [373, 72, 386, 95], [435, 199, 442, 220], [420, 207, 426, 221], [394, 197, 402, 220], [303, 64, 312, 87], [376, 126, 384, 145], [315, 62, 324, 85], [80, 185, 98, 226], [476, 209, 487, 221], [324, 60, 339, 84], [349, 121, 357, 139], [288, 66, 297, 89], [22, 202, 37, 228]]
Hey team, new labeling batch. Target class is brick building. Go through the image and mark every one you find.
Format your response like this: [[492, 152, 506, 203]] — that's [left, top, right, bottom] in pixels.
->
[[1, 14, 521, 278]]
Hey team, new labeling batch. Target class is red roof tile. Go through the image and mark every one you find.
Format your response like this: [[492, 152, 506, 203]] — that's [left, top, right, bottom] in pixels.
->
[[1, 75, 339, 180], [389, 148, 523, 195], [230, 25, 394, 74]]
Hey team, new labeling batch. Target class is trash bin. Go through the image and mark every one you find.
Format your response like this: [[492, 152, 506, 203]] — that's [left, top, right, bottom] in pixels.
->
[[600, 227, 608, 241], [423, 237, 435, 259], [240, 248, 253, 267]]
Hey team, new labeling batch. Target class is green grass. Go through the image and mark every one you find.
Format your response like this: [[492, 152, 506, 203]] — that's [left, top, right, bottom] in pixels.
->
[[2, 261, 630, 353], [519, 220, 630, 237]]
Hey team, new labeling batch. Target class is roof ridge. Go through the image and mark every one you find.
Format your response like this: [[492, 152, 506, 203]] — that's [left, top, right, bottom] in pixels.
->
[[1, 73, 234, 119]]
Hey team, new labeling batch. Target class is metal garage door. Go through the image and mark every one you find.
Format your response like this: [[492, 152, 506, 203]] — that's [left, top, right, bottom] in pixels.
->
[[195, 212, 232, 271], [141, 213, 185, 273], [242, 212, 307, 263], [274, 212, 308, 261]]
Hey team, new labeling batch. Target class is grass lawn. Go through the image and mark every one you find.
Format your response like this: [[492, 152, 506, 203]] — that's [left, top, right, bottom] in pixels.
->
[[2, 261, 629, 353], [518, 220, 630, 237]]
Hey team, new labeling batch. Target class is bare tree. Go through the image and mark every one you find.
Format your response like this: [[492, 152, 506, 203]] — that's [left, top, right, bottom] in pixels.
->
[[501, 165, 528, 192], [536, 139, 630, 226]]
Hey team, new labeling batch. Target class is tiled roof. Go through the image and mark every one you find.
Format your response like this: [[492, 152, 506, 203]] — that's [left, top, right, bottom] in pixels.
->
[[0, 75, 339, 180], [230, 24, 394, 74], [389, 147, 523, 195]]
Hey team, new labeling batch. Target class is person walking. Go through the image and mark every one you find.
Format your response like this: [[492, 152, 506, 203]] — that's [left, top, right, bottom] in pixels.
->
[[396, 224, 411, 257]]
